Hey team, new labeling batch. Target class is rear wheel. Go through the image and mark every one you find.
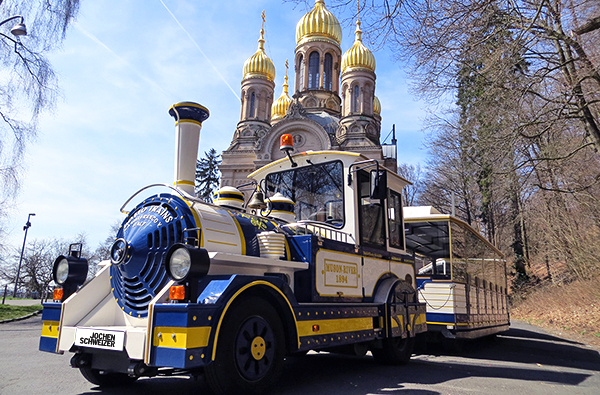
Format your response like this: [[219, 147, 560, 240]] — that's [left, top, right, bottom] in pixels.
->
[[371, 335, 415, 365], [205, 297, 285, 395], [79, 366, 137, 387]]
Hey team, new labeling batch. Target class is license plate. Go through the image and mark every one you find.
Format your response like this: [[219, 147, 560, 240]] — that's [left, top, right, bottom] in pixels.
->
[[75, 328, 125, 351]]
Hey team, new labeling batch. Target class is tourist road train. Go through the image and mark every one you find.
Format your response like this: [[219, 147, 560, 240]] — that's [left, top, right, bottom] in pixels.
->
[[39, 102, 509, 394]]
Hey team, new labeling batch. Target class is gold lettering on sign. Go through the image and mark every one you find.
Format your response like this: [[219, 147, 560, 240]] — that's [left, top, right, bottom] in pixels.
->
[[323, 259, 359, 288]]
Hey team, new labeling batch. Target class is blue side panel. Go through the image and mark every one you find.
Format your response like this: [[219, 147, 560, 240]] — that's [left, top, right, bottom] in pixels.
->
[[153, 308, 192, 327], [152, 347, 187, 368], [151, 347, 207, 369], [288, 235, 313, 263], [426, 312, 456, 324], [39, 336, 58, 353], [416, 277, 429, 289], [41, 303, 62, 321]]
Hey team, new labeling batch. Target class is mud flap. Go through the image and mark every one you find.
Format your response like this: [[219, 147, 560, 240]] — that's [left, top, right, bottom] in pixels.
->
[[386, 281, 427, 338]]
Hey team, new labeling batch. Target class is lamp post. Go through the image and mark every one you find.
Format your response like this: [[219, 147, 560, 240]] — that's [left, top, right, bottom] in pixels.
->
[[0, 15, 27, 45], [13, 213, 35, 298]]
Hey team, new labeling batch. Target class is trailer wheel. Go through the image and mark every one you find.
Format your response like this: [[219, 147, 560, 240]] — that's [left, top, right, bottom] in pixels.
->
[[371, 335, 415, 365], [79, 366, 137, 387], [205, 297, 285, 395]]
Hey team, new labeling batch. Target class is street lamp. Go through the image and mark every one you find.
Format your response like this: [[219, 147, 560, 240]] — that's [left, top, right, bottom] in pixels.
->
[[0, 15, 27, 45], [13, 213, 35, 298]]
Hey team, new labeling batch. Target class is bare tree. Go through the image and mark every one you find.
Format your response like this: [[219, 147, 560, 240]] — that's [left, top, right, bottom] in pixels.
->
[[397, 162, 424, 206], [0, 0, 80, 237], [0, 233, 88, 298]]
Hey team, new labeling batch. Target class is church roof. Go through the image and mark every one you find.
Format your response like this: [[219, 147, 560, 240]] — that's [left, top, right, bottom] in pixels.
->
[[341, 19, 376, 73], [295, 0, 342, 47], [243, 15, 276, 82]]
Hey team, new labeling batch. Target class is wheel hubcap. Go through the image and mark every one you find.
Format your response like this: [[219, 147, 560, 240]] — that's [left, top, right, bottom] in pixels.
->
[[234, 316, 275, 381], [251, 336, 266, 360]]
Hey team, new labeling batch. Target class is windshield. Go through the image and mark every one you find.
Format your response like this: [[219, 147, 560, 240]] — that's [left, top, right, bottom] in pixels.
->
[[264, 160, 344, 226]]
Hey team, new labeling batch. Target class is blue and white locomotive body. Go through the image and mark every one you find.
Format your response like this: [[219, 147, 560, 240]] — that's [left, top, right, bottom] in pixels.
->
[[40, 102, 426, 394]]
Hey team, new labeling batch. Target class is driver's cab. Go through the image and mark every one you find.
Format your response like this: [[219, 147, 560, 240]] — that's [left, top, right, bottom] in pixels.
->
[[248, 150, 410, 255]]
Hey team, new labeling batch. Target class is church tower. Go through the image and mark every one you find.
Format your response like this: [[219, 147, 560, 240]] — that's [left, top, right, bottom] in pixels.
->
[[219, 2, 396, 191], [337, 15, 383, 160], [271, 60, 292, 125], [294, 0, 342, 115], [221, 12, 276, 188]]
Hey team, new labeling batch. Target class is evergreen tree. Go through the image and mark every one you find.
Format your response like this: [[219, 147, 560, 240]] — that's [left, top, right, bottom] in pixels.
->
[[195, 149, 221, 202]]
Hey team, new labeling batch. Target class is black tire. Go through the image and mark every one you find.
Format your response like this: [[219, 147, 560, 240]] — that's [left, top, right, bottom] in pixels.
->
[[205, 297, 285, 395], [79, 366, 137, 387], [371, 335, 415, 365]]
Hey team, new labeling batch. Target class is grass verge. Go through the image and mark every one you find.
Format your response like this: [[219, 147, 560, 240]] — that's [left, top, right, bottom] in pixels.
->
[[0, 304, 43, 321]]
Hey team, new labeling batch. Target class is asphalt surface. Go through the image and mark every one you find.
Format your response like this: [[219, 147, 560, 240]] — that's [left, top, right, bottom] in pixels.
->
[[1, 316, 599, 395]]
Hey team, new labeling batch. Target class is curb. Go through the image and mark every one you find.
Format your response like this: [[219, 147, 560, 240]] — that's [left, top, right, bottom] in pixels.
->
[[0, 309, 43, 324]]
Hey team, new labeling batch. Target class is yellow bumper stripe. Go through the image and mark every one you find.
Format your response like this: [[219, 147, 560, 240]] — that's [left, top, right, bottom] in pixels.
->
[[297, 317, 373, 337], [41, 321, 60, 338], [153, 326, 211, 349]]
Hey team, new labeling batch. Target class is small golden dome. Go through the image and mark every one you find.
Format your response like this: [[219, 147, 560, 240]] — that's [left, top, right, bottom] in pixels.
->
[[272, 63, 292, 121], [243, 18, 276, 82], [296, 0, 342, 46], [373, 95, 381, 115], [341, 20, 376, 73]]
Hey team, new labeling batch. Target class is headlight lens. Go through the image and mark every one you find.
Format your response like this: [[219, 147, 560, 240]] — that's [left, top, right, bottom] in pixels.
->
[[110, 238, 128, 265], [169, 248, 191, 281], [55, 258, 70, 285]]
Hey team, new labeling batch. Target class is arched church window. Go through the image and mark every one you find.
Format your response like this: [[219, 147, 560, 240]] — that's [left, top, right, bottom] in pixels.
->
[[324, 53, 333, 91], [249, 92, 256, 118], [298, 55, 304, 90], [352, 85, 360, 113], [308, 51, 320, 89]]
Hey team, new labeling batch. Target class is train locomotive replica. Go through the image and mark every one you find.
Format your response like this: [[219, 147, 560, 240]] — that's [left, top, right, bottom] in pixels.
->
[[40, 101, 429, 393]]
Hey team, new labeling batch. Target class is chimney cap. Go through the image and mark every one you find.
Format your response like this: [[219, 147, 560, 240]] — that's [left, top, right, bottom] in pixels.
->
[[169, 102, 210, 124]]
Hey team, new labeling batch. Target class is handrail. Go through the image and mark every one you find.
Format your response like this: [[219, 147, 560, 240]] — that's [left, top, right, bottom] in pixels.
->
[[119, 183, 195, 214], [282, 221, 355, 244]]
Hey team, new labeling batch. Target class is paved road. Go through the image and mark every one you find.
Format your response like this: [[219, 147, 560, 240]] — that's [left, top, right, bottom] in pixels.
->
[[1, 316, 599, 395]]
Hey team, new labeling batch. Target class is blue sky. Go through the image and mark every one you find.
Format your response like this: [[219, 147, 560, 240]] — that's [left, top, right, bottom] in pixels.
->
[[5, 0, 428, 252]]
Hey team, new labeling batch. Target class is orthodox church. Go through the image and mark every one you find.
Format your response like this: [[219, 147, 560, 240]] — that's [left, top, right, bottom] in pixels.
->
[[219, 0, 397, 188]]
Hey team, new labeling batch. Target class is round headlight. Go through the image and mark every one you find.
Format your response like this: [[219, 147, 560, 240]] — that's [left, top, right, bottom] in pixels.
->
[[110, 238, 128, 265], [54, 258, 69, 285], [169, 248, 192, 281]]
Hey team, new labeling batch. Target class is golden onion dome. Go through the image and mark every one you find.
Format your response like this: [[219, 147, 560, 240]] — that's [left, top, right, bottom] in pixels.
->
[[373, 95, 381, 115], [341, 20, 376, 73], [243, 22, 276, 82], [296, 0, 342, 46], [272, 66, 292, 121]]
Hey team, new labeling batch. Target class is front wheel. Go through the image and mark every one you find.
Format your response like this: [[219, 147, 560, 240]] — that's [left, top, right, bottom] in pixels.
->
[[371, 335, 415, 365], [205, 297, 285, 394]]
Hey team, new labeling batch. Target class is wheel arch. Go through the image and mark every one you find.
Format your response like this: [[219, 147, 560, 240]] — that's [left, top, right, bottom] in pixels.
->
[[211, 280, 299, 361]]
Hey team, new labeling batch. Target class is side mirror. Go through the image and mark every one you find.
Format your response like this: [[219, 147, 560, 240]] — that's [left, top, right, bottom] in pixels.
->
[[370, 170, 387, 200]]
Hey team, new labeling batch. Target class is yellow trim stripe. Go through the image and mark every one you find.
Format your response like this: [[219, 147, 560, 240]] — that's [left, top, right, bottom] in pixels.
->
[[182, 198, 203, 247], [426, 321, 469, 326], [175, 180, 195, 186], [212, 281, 298, 360], [207, 239, 239, 247], [231, 216, 246, 256], [174, 119, 203, 127], [153, 326, 211, 349], [41, 321, 60, 338], [297, 317, 373, 337], [205, 228, 236, 236]]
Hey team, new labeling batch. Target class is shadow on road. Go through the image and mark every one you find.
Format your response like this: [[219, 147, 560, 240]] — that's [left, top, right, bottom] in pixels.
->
[[58, 322, 600, 395], [423, 325, 600, 372]]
